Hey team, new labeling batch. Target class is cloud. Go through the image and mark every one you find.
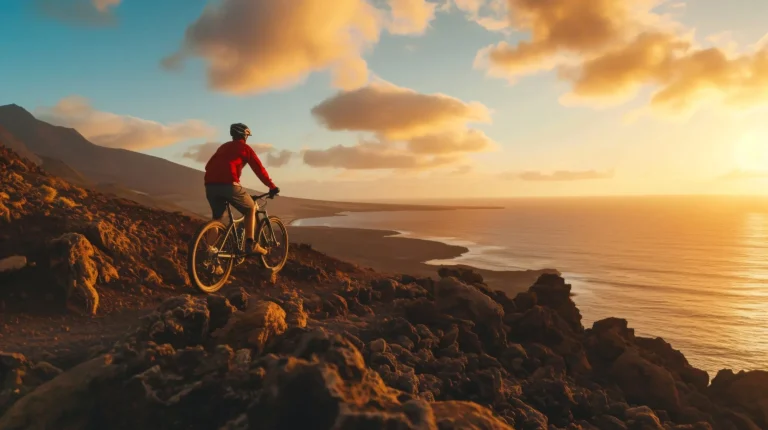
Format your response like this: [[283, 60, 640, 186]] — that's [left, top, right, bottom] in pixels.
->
[[406, 129, 496, 154], [719, 169, 768, 180], [302, 130, 492, 170], [36, 96, 214, 151], [506, 170, 615, 181], [451, 0, 510, 32], [478, 0, 641, 77], [302, 140, 460, 170], [164, 0, 452, 94], [163, 0, 383, 94], [474, 0, 768, 114], [311, 81, 491, 140], [267, 150, 294, 167], [34, 0, 121, 26], [387, 0, 438, 35], [565, 34, 768, 114], [307, 81, 496, 170]]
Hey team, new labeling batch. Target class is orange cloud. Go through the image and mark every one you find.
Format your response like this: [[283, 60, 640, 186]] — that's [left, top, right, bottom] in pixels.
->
[[475, 0, 768, 113], [308, 81, 495, 170], [406, 129, 496, 154], [35, 0, 121, 26], [266, 150, 295, 168], [387, 0, 437, 35], [302, 140, 460, 170], [477, 0, 640, 76], [564, 33, 768, 113], [36, 96, 214, 150], [163, 0, 383, 94], [165, 0, 450, 94], [311, 81, 491, 140]]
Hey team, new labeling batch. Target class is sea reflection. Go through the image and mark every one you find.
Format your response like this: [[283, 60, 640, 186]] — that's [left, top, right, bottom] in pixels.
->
[[723, 212, 768, 371]]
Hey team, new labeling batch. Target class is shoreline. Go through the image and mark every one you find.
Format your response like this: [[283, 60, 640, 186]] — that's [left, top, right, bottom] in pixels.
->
[[288, 225, 559, 296]]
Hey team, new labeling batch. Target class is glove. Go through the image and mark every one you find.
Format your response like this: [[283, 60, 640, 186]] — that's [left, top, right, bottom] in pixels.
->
[[269, 187, 280, 197]]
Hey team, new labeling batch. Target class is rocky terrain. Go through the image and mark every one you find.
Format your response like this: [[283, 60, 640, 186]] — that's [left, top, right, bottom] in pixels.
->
[[1, 143, 767, 430]]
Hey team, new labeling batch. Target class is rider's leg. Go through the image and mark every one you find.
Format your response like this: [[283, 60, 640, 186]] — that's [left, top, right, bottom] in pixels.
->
[[244, 205, 256, 240], [205, 185, 228, 245], [229, 185, 267, 255]]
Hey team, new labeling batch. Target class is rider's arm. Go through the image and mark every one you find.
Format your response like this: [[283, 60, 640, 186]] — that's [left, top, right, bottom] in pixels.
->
[[244, 144, 276, 190]]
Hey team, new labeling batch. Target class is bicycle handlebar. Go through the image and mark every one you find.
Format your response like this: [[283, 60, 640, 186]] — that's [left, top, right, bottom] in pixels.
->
[[252, 192, 278, 200]]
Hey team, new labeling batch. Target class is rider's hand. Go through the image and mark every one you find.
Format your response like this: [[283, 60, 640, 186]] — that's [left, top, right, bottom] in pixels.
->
[[269, 187, 280, 197]]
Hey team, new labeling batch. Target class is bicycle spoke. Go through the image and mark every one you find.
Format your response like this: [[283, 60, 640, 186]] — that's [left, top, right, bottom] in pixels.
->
[[192, 224, 232, 291], [258, 218, 288, 269]]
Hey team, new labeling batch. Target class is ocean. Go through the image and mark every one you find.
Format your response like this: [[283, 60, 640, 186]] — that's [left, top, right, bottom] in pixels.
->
[[292, 195, 768, 377]]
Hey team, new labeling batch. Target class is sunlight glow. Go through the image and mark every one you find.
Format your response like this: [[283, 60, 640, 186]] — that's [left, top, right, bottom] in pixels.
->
[[734, 130, 768, 172]]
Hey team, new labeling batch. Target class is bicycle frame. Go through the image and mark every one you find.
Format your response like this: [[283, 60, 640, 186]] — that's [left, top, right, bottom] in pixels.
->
[[215, 193, 279, 260]]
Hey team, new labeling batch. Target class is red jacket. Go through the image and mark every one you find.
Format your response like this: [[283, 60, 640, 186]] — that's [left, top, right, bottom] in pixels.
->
[[204, 139, 276, 189]]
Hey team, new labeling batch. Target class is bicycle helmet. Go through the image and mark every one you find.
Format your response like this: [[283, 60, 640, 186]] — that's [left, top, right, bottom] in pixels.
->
[[230, 123, 252, 140]]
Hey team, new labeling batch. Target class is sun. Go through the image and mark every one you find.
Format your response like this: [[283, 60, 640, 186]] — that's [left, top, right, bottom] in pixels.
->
[[734, 130, 768, 172]]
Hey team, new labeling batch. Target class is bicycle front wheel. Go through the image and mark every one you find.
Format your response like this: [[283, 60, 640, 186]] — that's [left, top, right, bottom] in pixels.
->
[[187, 220, 234, 293], [257, 216, 289, 271]]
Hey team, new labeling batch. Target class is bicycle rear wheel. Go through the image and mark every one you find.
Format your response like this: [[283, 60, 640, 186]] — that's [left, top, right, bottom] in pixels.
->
[[257, 216, 289, 271], [187, 220, 234, 293]]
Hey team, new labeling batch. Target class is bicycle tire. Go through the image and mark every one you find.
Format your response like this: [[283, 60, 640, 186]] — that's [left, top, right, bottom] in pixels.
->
[[187, 220, 234, 293], [257, 216, 289, 271]]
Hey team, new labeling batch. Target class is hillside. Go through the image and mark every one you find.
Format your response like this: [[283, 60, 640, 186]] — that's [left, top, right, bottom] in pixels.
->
[[0, 104, 499, 222], [1, 143, 767, 429], [0, 125, 40, 165]]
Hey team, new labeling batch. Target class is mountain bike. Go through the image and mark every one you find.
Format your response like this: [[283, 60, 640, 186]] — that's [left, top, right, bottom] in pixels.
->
[[187, 192, 289, 293]]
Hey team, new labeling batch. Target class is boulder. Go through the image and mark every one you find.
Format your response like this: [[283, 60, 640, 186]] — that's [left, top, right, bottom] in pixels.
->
[[431, 401, 514, 429], [434, 276, 506, 350], [283, 297, 309, 328], [528, 274, 582, 332], [142, 295, 211, 348], [709, 369, 768, 428], [48, 233, 100, 315], [82, 220, 137, 258], [372, 278, 398, 302], [635, 337, 709, 390], [610, 350, 681, 413], [0, 353, 62, 416], [213, 301, 287, 352], [437, 267, 484, 285], [154, 255, 189, 286], [624, 406, 663, 430], [584, 318, 636, 366], [0, 256, 26, 274], [206, 295, 238, 332], [227, 288, 250, 311], [322, 294, 348, 318], [0, 354, 122, 430]]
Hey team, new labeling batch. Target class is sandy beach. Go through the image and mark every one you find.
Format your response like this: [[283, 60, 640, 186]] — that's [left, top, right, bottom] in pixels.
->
[[288, 225, 558, 296]]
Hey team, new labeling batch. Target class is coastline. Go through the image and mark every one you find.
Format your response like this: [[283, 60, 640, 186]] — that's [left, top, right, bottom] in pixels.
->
[[288, 225, 559, 295]]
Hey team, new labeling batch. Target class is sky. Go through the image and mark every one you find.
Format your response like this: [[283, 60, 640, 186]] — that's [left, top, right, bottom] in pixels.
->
[[1, 0, 768, 201]]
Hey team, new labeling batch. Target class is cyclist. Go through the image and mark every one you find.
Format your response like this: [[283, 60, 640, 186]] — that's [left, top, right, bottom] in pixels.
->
[[204, 123, 280, 256]]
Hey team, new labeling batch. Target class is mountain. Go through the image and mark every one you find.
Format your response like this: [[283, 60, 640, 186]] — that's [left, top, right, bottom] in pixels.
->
[[0, 124, 41, 165], [0, 104, 490, 222], [0, 103, 207, 205], [1, 142, 766, 429]]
